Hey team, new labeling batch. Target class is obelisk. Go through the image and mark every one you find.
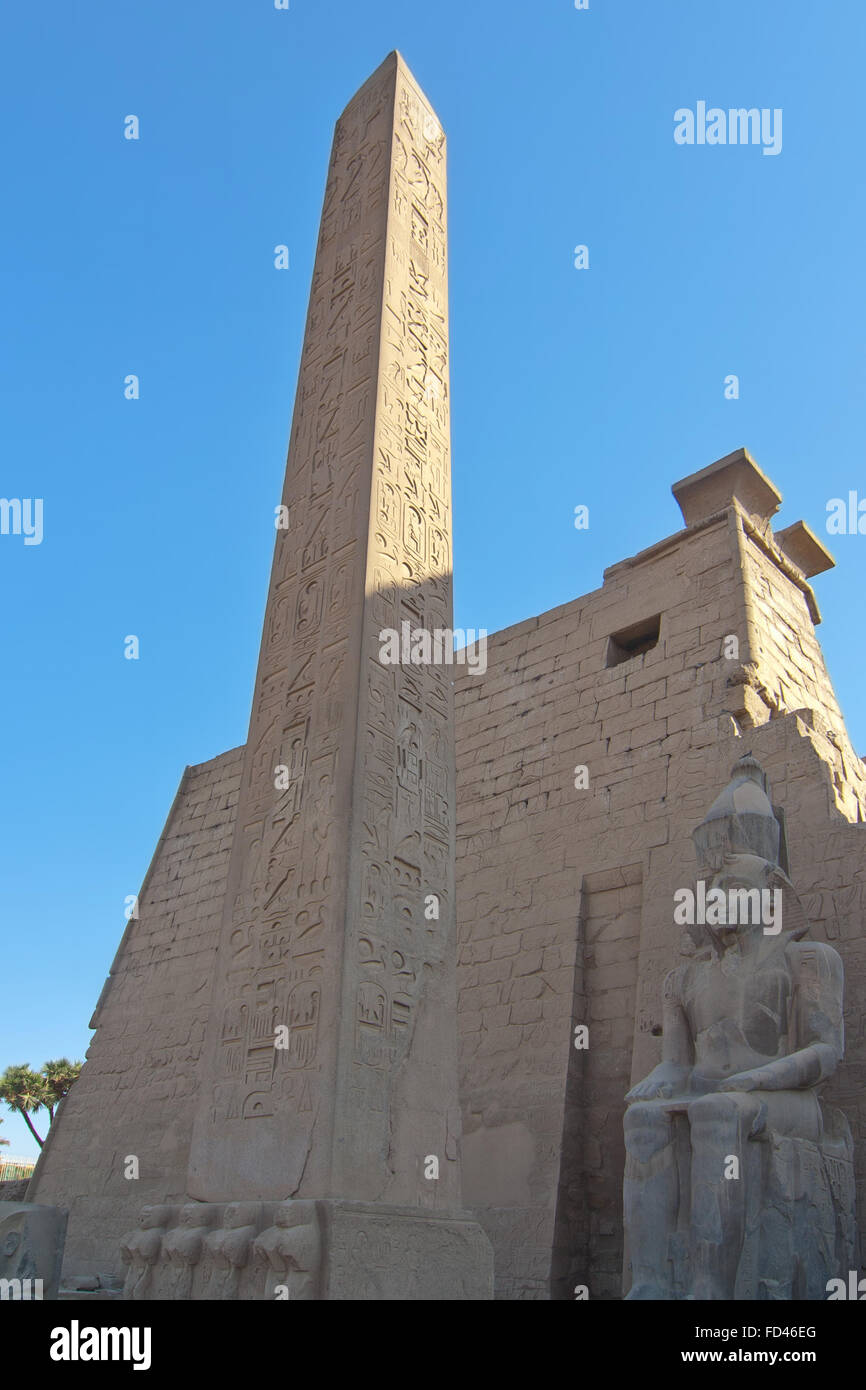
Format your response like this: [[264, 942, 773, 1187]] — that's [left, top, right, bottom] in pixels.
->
[[171, 52, 490, 1298]]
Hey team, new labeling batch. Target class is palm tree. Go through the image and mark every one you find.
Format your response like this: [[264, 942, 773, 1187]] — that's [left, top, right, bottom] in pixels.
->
[[0, 1065, 48, 1148], [40, 1058, 82, 1120]]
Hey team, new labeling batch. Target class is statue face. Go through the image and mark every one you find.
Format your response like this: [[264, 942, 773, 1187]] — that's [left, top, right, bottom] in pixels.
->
[[140, 1205, 170, 1229], [274, 1203, 295, 1229], [274, 1201, 312, 1230], [716, 880, 762, 906], [225, 1203, 258, 1229], [709, 853, 776, 939], [718, 874, 751, 890]]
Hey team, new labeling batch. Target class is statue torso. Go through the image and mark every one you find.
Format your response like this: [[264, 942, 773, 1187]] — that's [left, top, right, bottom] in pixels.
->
[[684, 946, 794, 1082]]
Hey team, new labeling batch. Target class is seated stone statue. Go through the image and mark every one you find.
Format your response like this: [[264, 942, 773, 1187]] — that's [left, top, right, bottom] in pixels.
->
[[623, 755, 856, 1300]]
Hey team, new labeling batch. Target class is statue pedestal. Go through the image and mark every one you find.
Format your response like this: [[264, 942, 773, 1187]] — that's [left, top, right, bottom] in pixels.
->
[[122, 1199, 492, 1301]]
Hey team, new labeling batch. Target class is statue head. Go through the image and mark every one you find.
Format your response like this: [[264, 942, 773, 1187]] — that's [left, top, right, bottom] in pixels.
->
[[179, 1203, 215, 1229], [273, 1200, 317, 1230], [682, 757, 808, 951], [693, 754, 783, 876], [224, 1202, 260, 1230], [139, 1205, 173, 1230]]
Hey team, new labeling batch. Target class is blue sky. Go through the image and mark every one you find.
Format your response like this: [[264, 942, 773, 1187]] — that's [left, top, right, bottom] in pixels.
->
[[2, 0, 864, 1157]]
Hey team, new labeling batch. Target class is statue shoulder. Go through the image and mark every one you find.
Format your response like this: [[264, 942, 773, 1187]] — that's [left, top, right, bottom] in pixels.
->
[[788, 939, 844, 987], [663, 962, 690, 1002]]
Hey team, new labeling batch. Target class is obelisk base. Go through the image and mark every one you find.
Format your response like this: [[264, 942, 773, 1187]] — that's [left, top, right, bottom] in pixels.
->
[[120, 1199, 492, 1300]]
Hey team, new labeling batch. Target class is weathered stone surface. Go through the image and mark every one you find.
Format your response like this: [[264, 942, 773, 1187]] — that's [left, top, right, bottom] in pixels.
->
[[26, 749, 243, 1278], [0, 1181, 29, 1202], [455, 453, 866, 1299], [0, 1202, 67, 1300], [774, 520, 835, 578], [672, 448, 781, 529], [204, 1201, 263, 1300], [120, 1204, 179, 1301], [121, 1199, 491, 1300]]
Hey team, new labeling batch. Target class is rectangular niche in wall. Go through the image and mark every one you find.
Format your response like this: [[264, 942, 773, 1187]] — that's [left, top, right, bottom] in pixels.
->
[[605, 615, 661, 669]]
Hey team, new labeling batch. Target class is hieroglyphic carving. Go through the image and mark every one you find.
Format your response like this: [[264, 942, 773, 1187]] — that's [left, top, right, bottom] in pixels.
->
[[330, 67, 455, 1201], [187, 66, 402, 1180], [188, 54, 458, 1209], [345, 192, 446, 1154]]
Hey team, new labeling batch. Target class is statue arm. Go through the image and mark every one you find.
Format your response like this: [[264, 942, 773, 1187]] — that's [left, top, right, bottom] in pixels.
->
[[625, 968, 692, 1101], [721, 1044, 838, 1093], [660, 968, 693, 1068]]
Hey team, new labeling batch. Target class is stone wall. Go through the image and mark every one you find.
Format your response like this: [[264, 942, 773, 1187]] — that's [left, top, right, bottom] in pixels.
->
[[0, 1180, 30, 1202], [27, 748, 243, 1278], [455, 456, 866, 1299]]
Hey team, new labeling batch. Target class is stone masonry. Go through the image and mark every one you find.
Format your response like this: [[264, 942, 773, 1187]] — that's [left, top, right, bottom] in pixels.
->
[[27, 750, 243, 1274], [455, 448, 866, 1299]]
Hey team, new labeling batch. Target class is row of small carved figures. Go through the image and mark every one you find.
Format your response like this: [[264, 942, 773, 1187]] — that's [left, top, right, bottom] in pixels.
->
[[120, 1200, 320, 1301]]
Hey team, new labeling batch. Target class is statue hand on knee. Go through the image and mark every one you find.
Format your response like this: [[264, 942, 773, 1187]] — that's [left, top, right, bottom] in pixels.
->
[[625, 1062, 689, 1103]]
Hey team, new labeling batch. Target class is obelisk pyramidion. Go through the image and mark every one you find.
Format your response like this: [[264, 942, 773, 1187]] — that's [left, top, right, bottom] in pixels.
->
[[126, 52, 491, 1298]]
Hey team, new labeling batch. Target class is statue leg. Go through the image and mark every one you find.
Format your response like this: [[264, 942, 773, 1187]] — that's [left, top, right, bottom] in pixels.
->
[[132, 1260, 152, 1300], [623, 1101, 678, 1299], [687, 1091, 763, 1300], [224, 1262, 243, 1300], [177, 1260, 195, 1300]]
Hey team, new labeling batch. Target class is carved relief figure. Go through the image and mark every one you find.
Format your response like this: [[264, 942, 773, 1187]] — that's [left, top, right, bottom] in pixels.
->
[[120, 1205, 176, 1301], [204, 1203, 262, 1301], [286, 980, 321, 1067], [252, 1201, 322, 1300], [295, 579, 323, 637], [162, 1204, 219, 1301], [308, 770, 334, 892]]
